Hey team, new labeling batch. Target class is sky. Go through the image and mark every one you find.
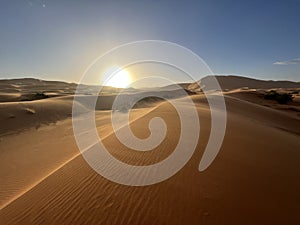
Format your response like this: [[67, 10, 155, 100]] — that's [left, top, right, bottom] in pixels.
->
[[0, 0, 300, 84]]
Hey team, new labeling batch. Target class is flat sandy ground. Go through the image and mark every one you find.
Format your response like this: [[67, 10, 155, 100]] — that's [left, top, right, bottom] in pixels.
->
[[0, 82, 300, 224]]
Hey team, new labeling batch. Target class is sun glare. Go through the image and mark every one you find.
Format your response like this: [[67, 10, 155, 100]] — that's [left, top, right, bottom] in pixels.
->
[[106, 69, 131, 88]]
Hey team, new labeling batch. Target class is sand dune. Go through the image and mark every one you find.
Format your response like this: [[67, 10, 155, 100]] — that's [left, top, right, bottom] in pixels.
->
[[1, 94, 300, 224], [0, 81, 192, 137], [0, 97, 74, 136], [0, 77, 300, 224], [0, 106, 159, 210], [189, 75, 300, 90]]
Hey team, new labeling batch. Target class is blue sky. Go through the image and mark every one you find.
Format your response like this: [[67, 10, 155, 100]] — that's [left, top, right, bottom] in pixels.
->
[[0, 0, 300, 83]]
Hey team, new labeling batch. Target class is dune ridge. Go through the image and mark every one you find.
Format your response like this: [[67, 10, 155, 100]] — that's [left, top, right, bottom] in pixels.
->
[[0, 102, 162, 210]]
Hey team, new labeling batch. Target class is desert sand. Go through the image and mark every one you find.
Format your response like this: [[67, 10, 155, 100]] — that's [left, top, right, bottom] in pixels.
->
[[0, 76, 300, 225]]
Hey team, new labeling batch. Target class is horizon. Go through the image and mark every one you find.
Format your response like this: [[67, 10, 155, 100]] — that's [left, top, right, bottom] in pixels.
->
[[1, 0, 300, 84], [1, 74, 299, 88]]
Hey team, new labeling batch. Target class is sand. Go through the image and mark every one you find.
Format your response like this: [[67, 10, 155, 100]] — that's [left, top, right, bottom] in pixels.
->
[[0, 77, 300, 224]]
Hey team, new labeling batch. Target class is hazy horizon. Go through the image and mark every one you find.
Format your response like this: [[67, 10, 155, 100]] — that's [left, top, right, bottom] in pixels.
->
[[0, 73, 299, 84]]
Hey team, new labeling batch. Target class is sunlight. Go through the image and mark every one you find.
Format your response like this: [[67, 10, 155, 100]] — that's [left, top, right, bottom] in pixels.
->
[[105, 69, 131, 88]]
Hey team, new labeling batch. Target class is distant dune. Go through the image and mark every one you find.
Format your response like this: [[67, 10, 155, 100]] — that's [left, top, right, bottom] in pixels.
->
[[195, 75, 300, 90], [0, 78, 125, 102], [0, 78, 192, 136], [2, 75, 299, 96]]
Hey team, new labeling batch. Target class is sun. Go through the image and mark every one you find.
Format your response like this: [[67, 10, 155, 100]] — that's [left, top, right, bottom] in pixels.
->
[[106, 69, 131, 88]]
